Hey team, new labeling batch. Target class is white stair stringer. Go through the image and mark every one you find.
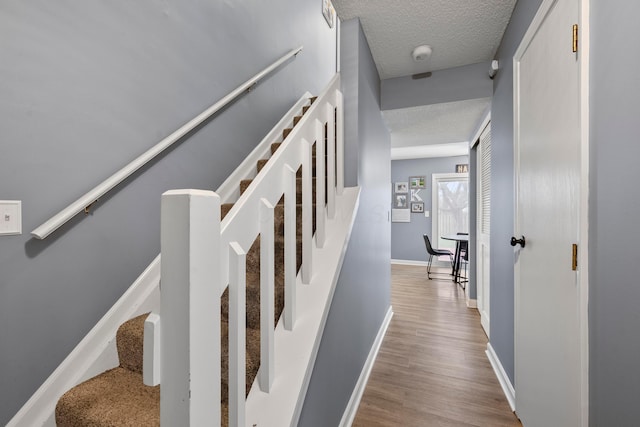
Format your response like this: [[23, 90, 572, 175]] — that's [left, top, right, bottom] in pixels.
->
[[246, 187, 360, 427]]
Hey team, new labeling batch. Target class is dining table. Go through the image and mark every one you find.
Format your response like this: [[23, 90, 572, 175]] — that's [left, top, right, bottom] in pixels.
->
[[441, 234, 469, 286]]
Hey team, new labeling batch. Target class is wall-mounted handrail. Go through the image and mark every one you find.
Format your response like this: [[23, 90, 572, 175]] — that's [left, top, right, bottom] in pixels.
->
[[31, 46, 303, 240]]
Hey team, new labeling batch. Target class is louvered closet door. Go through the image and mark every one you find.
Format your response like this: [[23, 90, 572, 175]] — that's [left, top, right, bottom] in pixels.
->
[[476, 122, 491, 337]]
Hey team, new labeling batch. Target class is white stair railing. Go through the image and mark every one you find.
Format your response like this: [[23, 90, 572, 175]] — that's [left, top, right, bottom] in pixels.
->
[[151, 74, 344, 426]]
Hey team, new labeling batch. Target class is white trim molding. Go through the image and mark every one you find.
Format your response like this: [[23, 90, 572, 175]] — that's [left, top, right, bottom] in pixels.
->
[[391, 259, 427, 266], [466, 299, 477, 309], [339, 307, 394, 427], [486, 343, 515, 412]]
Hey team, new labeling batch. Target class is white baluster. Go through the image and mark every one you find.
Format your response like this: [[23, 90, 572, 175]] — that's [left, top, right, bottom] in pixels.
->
[[326, 103, 336, 219], [284, 165, 297, 330], [259, 199, 275, 392], [336, 90, 345, 195], [143, 312, 161, 386], [229, 241, 246, 427], [315, 118, 326, 248], [302, 138, 313, 284]]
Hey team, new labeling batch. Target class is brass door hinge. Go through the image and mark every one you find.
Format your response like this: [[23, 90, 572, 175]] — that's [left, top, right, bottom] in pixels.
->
[[572, 244, 578, 271], [572, 24, 579, 53]]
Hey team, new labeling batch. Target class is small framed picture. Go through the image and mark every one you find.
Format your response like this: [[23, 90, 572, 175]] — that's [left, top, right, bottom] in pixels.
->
[[394, 181, 408, 194], [394, 194, 408, 209], [409, 176, 426, 189], [322, 0, 335, 28], [411, 202, 424, 213], [456, 164, 469, 173]]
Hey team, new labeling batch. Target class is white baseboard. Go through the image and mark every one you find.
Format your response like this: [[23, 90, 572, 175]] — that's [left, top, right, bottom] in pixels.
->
[[486, 343, 516, 412], [339, 306, 394, 427], [466, 298, 477, 308], [391, 259, 427, 266]]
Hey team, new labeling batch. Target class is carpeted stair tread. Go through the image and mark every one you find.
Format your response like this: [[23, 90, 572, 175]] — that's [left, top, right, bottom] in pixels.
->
[[116, 313, 148, 375], [221, 203, 234, 220], [55, 367, 159, 427], [257, 158, 269, 173], [270, 142, 282, 155], [221, 322, 261, 402], [241, 177, 313, 201]]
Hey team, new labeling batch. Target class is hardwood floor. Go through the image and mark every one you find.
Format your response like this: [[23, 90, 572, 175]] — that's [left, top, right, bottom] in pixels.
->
[[352, 264, 521, 427]]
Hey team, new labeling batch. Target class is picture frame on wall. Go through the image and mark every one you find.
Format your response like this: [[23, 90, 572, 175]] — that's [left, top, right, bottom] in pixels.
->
[[409, 176, 426, 189], [322, 0, 335, 28], [456, 164, 469, 173], [394, 194, 408, 209], [411, 202, 424, 213], [394, 181, 409, 194]]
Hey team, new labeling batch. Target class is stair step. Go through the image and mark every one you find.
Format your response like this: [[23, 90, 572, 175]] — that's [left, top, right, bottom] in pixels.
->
[[221, 203, 234, 220], [55, 367, 159, 427], [241, 177, 314, 201], [116, 313, 147, 375], [240, 179, 252, 195], [310, 96, 317, 104], [293, 115, 302, 126], [221, 322, 261, 403], [257, 158, 269, 173], [302, 105, 310, 114], [283, 127, 292, 139]]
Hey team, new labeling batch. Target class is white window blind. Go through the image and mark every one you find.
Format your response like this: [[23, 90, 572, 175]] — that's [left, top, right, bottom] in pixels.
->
[[480, 124, 491, 235]]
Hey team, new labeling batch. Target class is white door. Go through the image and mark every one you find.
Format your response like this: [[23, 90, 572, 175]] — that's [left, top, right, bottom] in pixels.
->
[[514, 0, 585, 426], [476, 123, 491, 337]]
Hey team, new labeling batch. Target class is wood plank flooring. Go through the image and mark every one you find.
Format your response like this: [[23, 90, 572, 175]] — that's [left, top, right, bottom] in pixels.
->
[[352, 264, 521, 427]]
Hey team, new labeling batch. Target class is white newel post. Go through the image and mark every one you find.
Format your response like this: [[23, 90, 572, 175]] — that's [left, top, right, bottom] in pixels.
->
[[160, 189, 221, 426]]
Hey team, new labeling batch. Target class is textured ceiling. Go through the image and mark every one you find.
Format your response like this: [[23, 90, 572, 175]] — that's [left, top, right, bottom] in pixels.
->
[[333, 0, 517, 79], [382, 97, 490, 147]]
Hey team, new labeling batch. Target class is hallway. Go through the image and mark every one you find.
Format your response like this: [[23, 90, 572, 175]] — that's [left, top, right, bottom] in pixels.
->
[[353, 264, 520, 426]]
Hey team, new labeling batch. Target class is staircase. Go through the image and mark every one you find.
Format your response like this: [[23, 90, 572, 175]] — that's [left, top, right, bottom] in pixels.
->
[[52, 75, 354, 426]]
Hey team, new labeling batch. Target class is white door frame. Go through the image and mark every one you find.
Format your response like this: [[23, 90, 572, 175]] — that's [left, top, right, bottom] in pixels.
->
[[473, 117, 491, 337], [512, 0, 589, 424]]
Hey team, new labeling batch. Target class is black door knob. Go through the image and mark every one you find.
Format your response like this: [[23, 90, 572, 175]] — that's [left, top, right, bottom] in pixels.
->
[[510, 236, 526, 248]]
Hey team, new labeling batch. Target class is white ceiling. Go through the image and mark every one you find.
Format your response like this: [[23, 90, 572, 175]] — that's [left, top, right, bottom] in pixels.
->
[[382, 98, 491, 147], [332, 0, 517, 80], [332, 0, 515, 159]]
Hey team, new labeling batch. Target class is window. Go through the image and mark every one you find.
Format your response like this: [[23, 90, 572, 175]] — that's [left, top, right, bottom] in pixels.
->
[[432, 173, 469, 252]]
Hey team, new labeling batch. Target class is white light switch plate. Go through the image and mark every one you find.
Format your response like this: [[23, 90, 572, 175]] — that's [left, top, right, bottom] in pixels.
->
[[0, 200, 22, 235], [424, 210, 430, 218]]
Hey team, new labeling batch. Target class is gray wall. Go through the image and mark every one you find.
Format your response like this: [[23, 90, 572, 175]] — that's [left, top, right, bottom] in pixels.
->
[[381, 61, 493, 110], [590, 1, 640, 424], [489, 0, 544, 385], [390, 156, 469, 261], [299, 18, 391, 426], [0, 1, 336, 423]]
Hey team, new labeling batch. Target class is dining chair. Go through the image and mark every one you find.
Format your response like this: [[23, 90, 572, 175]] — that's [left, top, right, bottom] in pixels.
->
[[423, 234, 454, 280]]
